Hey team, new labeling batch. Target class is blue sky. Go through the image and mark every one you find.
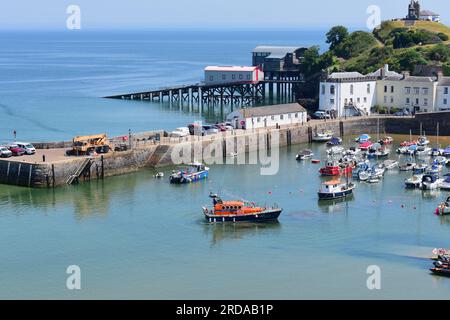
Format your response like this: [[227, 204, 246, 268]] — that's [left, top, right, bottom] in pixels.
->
[[0, 0, 448, 30]]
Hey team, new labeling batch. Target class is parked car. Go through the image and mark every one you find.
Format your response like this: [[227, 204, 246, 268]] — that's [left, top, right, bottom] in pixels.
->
[[223, 122, 234, 131], [0, 146, 12, 158], [213, 123, 227, 132], [312, 111, 331, 119], [7, 144, 26, 156], [170, 127, 190, 138], [202, 125, 219, 135], [114, 143, 128, 152], [16, 142, 36, 155], [394, 109, 410, 116], [188, 123, 206, 136]]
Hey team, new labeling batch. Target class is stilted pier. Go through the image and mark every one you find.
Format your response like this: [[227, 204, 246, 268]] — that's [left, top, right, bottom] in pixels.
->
[[104, 79, 303, 107]]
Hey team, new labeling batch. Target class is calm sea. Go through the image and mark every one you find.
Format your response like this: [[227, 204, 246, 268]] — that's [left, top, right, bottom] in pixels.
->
[[1, 31, 450, 299]]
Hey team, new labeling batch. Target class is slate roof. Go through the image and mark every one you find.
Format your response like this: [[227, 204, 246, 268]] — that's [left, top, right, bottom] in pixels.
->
[[237, 103, 306, 118]]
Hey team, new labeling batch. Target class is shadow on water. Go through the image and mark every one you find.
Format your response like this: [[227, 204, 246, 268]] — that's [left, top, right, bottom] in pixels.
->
[[0, 171, 144, 220], [201, 221, 281, 247]]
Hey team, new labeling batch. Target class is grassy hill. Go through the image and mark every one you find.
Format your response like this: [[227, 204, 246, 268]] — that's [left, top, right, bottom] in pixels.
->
[[339, 20, 450, 75]]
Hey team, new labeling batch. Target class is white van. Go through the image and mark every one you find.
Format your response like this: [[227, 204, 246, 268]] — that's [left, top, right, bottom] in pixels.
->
[[15, 142, 36, 155], [170, 127, 190, 138]]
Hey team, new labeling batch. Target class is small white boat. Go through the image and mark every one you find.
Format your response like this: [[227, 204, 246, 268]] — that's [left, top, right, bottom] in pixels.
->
[[296, 149, 314, 161], [383, 160, 399, 170], [417, 136, 430, 146], [435, 197, 450, 216], [405, 173, 423, 189], [368, 177, 381, 184], [326, 146, 344, 156], [421, 174, 444, 190], [312, 131, 333, 142], [429, 148, 444, 157], [154, 172, 164, 178], [440, 174, 450, 191], [399, 162, 416, 171], [416, 146, 432, 156]]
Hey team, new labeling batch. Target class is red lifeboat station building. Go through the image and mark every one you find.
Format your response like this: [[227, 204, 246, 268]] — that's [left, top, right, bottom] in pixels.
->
[[204, 66, 264, 85]]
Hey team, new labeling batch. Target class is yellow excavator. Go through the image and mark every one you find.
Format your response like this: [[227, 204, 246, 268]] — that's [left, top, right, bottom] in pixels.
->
[[67, 134, 111, 156]]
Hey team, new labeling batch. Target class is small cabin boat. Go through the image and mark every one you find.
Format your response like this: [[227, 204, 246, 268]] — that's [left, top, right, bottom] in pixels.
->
[[399, 161, 416, 172], [439, 174, 450, 191], [154, 172, 164, 178], [359, 141, 373, 151], [443, 147, 450, 157], [355, 134, 371, 143], [429, 148, 444, 157], [296, 149, 314, 161], [379, 136, 393, 145], [405, 171, 424, 189], [435, 196, 450, 216], [203, 193, 282, 223], [327, 137, 342, 146], [169, 162, 209, 184], [319, 161, 353, 176], [416, 146, 432, 156], [421, 174, 443, 190], [400, 140, 417, 147], [312, 130, 333, 142], [318, 180, 355, 200], [383, 160, 398, 170], [326, 146, 344, 156], [417, 135, 430, 146]]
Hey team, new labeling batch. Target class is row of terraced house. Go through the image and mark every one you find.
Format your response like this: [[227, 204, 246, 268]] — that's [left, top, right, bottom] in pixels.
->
[[318, 64, 450, 117]]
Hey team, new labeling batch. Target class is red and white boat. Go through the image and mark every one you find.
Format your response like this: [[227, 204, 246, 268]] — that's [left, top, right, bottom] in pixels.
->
[[359, 141, 373, 151], [319, 161, 353, 176], [379, 136, 394, 145], [400, 140, 417, 147]]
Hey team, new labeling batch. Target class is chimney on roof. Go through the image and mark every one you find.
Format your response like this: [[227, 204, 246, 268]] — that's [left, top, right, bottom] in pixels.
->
[[437, 71, 444, 81], [402, 71, 410, 79], [380, 64, 389, 78]]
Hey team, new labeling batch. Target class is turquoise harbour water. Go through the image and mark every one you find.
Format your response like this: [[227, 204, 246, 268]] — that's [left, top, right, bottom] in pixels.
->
[[2, 31, 450, 299]]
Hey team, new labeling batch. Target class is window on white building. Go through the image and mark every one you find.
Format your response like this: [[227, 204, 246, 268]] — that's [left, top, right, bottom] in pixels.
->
[[415, 98, 419, 105], [406, 97, 410, 104], [210, 76, 214, 81], [384, 96, 387, 103], [445, 87, 449, 95], [405, 87, 411, 94], [321, 85, 325, 95], [364, 97, 367, 103], [271, 115, 275, 120], [257, 117, 261, 122], [239, 74, 243, 80], [391, 86, 394, 93], [422, 88, 429, 95], [424, 98, 428, 106], [330, 99, 335, 105], [390, 96, 394, 103], [350, 85, 354, 95], [384, 85, 387, 93], [295, 113, 298, 118], [357, 98, 360, 103], [444, 99, 448, 105], [232, 74, 236, 80], [280, 114, 284, 120], [330, 85, 335, 95], [414, 87, 420, 95], [367, 84, 371, 94]]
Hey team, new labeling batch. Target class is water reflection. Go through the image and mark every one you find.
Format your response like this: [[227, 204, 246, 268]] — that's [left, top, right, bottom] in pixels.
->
[[202, 221, 281, 247], [317, 196, 355, 214]]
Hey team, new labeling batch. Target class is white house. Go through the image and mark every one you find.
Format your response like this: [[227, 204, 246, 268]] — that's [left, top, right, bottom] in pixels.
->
[[420, 10, 440, 22], [204, 66, 264, 85], [226, 103, 307, 130], [319, 72, 378, 117], [437, 77, 450, 110]]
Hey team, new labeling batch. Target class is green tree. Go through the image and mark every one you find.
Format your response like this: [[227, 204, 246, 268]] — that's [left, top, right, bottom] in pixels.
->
[[326, 26, 349, 50], [427, 44, 450, 62]]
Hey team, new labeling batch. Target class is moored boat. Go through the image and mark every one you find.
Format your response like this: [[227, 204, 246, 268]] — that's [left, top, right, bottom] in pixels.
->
[[296, 149, 314, 161], [422, 173, 443, 190], [169, 162, 209, 184], [319, 161, 353, 176], [326, 146, 344, 156], [405, 171, 423, 189], [327, 137, 342, 146], [383, 160, 399, 170], [435, 196, 450, 216], [417, 135, 430, 146], [359, 141, 373, 151], [399, 161, 416, 171], [312, 130, 333, 142], [318, 180, 355, 200], [430, 268, 450, 277], [439, 174, 450, 191], [203, 193, 282, 223], [379, 136, 393, 145], [355, 134, 371, 143]]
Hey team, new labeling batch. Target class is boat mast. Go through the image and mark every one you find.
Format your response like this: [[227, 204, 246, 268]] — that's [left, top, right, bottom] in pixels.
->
[[437, 122, 440, 148]]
